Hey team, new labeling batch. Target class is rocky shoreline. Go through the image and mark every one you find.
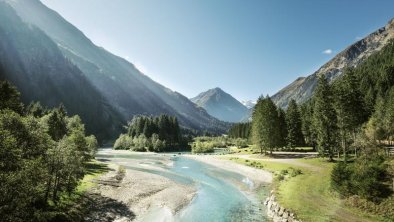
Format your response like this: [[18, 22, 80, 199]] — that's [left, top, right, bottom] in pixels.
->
[[264, 190, 301, 222]]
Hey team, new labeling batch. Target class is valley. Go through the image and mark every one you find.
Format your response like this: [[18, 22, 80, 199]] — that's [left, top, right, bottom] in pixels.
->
[[0, 1, 393, 222]]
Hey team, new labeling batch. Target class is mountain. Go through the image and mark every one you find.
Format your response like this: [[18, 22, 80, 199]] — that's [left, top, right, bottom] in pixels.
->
[[191, 88, 248, 122], [241, 100, 256, 109], [272, 18, 394, 109], [0, 2, 124, 141], [2, 0, 229, 136]]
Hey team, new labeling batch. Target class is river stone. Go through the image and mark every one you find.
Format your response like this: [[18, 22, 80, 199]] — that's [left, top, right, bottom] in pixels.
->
[[274, 205, 280, 213], [278, 207, 285, 216], [267, 201, 272, 210], [273, 214, 281, 222], [283, 211, 289, 219]]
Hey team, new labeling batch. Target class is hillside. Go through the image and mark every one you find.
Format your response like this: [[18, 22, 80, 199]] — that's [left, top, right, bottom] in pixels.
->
[[0, 2, 123, 141], [3, 0, 229, 136], [272, 18, 394, 109]]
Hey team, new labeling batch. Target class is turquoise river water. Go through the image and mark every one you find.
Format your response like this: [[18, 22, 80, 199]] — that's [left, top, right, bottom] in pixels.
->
[[96, 150, 269, 222]]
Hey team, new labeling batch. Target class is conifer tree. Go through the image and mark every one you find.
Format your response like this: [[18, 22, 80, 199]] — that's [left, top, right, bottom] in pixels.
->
[[313, 76, 338, 161], [285, 99, 304, 149], [277, 108, 287, 148], [334, 68, 367, 161], [252, 96, 280, 155]]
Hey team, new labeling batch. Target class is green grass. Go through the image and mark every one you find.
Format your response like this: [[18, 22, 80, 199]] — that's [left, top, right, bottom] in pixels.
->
[[53, 160, 110, 207], [44, 160, 110, 220], [227, 156, 386, 222], [228, 146, 259, 154], [77, 160, 110, 193], [228, 156, 294, 172]]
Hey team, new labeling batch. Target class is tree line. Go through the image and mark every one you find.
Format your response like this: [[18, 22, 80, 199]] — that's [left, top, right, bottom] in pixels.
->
[[0, 81, 98, 221], [228, 97, 305, 154], [228, 122, 251, 139], [236, 40, 394, 213], [114, 114, 187, 152]]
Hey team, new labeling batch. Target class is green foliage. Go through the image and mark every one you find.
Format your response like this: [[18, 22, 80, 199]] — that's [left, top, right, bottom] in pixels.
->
[[190, 136, 247, 153], [0, 80, 24, 114], [277, 108, 288, 148], [251, 96, 283, 154], [114, 134, 133, 150], [26, 101, 47, 117], [228, 122, 251, 139], [331, 155, 391, 202], [333, 68, 367, 160], [118, 114, 184, 152], [285, 100, 304, 148], [191, 141, 215, 153], [300, 101, 316, 148], [331, 161, 353, 196], [313, 76, 338, 160], [0, 81, 98, 221]]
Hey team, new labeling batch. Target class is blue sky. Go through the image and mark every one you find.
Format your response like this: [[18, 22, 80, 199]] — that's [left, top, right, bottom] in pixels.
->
[[41, 0, 394, 101]]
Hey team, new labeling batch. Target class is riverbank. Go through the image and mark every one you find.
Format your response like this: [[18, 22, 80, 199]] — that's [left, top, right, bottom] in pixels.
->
[[86, 150, 273, 221], [227, 154, 386, 222], [86, 150, 196, 221], [185, 154, 273, 187]]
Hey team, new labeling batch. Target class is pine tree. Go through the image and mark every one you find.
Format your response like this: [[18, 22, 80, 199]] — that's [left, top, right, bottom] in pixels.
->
[[0, 80, 24, 114], [285, 99, 304, 149], [334, 68, 367, 161], [313, 76, 338, 161], [252, 96, 280, 155], [277, 108, 287, 148]]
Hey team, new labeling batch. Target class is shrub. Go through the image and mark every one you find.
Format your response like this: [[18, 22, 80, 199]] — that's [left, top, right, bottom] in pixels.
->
[[191, 141, 214, 153], [280, 169, 288, 175], [331, 155, 391, 201], [113, 134, 133, 150], [289, 167, 302, 177]]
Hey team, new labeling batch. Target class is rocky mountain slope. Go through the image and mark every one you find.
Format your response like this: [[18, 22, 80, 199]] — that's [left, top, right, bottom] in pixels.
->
[[271, 18, 394, 109], [191, 88, 248, 122], [3, 0, 229, 136]]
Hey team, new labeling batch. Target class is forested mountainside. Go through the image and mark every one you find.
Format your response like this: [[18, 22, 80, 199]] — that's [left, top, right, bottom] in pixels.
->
[[0, 2, 123, 141], [271, 18, 394, 109], [4, 0, 229, 135]]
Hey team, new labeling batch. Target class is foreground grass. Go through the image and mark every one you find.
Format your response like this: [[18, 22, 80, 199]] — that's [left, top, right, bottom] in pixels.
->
[[77, 160, 110, 193], [227, 156, 386, 222], [46, 160, 110, 220]]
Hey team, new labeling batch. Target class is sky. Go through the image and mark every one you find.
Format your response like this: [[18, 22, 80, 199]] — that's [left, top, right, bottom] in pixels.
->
[[41, 0, 394, 102]]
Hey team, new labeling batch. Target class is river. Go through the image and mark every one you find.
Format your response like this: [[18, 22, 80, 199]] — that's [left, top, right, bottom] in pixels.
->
[[96, 149, 269, 222]]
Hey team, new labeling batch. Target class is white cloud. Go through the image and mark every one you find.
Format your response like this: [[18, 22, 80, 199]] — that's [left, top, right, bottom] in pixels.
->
[[322, 49, 333, 55], [355, 36, 362, 40]]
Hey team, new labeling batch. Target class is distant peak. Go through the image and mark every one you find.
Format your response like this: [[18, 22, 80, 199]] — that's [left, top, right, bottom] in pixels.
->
[[211, 87, 223, 92]]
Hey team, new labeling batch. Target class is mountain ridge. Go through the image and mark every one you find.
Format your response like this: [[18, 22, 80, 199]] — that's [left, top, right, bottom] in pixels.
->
[[271, 18, 394, 109], [191, 87, 248, 122], [0, 1, 124, 141], [4, 0, 230, 135]]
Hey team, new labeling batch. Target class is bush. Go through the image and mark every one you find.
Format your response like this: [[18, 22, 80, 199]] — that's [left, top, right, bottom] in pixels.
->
[[331, 155, 391, 201], [289, 167, 302, 177], [191, 141, 215, 153], [113, 134, 133, 150], [280, 169, 289, 175]]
